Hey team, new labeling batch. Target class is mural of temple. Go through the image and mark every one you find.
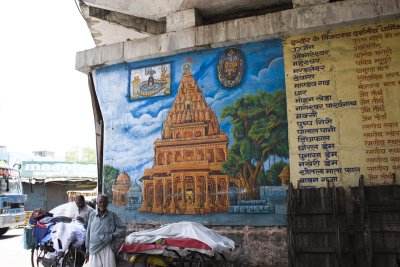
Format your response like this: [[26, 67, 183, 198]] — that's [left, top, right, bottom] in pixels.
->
[[112, 170, 131, 206], [126, 180, 143, 210], [140, 64, 230, 214]]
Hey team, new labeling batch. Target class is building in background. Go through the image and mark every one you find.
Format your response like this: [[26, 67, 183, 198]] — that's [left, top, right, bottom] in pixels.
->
[[0, 147, 97, 211], [21, 161, 97, 211], [32, 150, 55, 158]]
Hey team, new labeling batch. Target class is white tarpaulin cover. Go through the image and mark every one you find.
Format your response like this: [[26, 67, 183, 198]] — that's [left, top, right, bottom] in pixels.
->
[[125, 221, 235, 254], [50, 202, 78, 218], [51, 221, 86, 252]]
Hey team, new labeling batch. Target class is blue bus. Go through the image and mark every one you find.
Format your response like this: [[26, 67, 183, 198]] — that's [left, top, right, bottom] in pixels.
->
[[0, 164, 27, 236]]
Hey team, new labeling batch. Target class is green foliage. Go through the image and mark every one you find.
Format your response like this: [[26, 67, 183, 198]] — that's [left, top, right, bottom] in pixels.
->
[[221, 90, 288, 198], [264, 160, 287, 186], [103, 164, 119, 199], [65, 147, 96, 163]]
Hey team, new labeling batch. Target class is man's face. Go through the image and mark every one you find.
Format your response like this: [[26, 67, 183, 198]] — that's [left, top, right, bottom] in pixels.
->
[[75, 198, 85, 209], [97, 197, 108, 212]]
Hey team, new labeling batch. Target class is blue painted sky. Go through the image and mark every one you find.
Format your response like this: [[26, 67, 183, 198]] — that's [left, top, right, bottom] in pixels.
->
[[94, 39, 286, 184]]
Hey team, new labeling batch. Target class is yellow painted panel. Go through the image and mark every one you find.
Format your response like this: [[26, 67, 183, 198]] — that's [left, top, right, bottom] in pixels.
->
[[284, 20, 400, 188]]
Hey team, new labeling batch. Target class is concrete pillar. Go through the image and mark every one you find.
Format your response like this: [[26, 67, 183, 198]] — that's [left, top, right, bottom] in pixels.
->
[[292, 0, 329, 8], [166, 8, 203, 32]]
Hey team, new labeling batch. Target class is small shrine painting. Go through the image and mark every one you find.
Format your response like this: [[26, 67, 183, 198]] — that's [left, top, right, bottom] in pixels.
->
[[130, 64, 171, 100]]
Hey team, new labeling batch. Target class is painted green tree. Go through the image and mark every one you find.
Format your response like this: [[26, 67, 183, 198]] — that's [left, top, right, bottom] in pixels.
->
[[221, 89, 288, 199], [103, 164, 119, 199]]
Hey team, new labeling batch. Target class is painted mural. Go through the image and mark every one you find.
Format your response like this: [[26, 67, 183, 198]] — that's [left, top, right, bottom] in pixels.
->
[[94, 39, 288, 225]]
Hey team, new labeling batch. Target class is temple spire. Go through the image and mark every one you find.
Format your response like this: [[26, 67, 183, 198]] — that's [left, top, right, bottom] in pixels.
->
[[162, 63, 220, 139]]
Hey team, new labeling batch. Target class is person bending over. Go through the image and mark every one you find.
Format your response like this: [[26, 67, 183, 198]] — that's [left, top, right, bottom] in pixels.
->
[[73, 195, 94, 225]]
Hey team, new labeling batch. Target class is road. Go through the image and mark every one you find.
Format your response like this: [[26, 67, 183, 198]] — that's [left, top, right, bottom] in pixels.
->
[[0, 227, 131, 267], [0, 227, 32, 266]]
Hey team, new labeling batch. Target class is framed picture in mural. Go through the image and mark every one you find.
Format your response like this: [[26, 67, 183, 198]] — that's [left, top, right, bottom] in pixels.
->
[[217, 48, 245, 88], [129, 63, 171, 100]]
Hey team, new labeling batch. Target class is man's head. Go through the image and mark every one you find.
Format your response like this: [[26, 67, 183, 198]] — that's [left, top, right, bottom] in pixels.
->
[[96, 194, 109, 212], [75, 195, 86, 210]]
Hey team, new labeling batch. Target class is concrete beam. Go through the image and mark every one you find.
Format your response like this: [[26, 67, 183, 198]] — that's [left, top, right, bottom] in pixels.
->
[[76, 0, 400, 73], [76, 43, 125, 74], [166, 9, 203, 32], [80, 3, 151, 47], [82, 0, 183, 21], [292, 0, 329, 8], [89, 6, 166, 35]]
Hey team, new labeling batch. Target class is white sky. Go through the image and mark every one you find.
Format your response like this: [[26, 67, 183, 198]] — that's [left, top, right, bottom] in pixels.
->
[[0, 1, 96, 159]]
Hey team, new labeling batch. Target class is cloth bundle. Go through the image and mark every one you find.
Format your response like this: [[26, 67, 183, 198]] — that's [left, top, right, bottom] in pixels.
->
[[125, 221, 235, 255], [50, 220, 86, 252]]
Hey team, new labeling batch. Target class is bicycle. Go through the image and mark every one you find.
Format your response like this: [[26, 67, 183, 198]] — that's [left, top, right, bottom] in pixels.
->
[[31, 237, 86, 267], [31, 240, 85, 267], [28, 213, 86, 267]]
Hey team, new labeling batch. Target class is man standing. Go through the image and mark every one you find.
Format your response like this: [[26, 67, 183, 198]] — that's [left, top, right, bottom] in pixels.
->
[[85, 194, 125, 267], [73, 195, 94, 224]]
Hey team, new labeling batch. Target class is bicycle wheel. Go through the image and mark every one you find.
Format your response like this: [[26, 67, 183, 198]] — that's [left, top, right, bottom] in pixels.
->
[[188, 251, 216, 267], [31, 247, 46, 267], [61, 248, 85, 267]]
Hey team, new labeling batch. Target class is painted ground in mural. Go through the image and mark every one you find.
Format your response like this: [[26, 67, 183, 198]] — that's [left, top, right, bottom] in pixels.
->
[[94, 39, 289, 225]]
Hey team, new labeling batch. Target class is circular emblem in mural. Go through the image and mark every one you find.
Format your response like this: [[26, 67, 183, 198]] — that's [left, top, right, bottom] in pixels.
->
[[217, 48, 245, 88]]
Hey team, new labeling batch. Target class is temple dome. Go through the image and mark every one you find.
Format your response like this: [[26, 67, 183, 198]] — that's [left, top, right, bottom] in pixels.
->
[[116, 170, 130, 183]]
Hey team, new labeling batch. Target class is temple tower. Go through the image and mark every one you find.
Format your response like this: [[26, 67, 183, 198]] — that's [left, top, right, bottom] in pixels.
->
[[112, 170, 131, 206], [140, 64, 230, 214]]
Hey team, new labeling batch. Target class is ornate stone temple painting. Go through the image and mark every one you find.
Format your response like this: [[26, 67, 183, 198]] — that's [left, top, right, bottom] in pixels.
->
[[95, 39, 289, 225], [140, 63, 230, 215]]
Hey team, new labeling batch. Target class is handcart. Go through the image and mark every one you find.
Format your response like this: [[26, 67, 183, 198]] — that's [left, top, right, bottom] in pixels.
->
[[119, 221, 235, 267], [27, 209, 86, 267]]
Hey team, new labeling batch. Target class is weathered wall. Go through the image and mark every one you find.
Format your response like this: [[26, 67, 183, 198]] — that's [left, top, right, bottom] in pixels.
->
[[23, 183, 46, 211], [94, 31, 289, 267], [23, 183, 96, 211], [284, 20, 400, 188], [124, 223, 288, 267], [23, 183, 67, 211], [76, 0, 400, 73], [75, 1, 400, 266]]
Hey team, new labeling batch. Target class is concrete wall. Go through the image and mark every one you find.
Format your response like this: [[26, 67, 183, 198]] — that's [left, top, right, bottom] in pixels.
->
[[124, 223, 288, 267], [75, 1, 400, 266], [23, 183, 46, 211], [23, 183, 96, 211], [76, 0, 400, 73], [23, 183, 68, 211]]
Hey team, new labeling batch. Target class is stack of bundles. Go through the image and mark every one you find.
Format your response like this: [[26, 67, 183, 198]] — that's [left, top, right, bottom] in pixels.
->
[[51, 221, 86, 252], [124, 221, 236, 256]]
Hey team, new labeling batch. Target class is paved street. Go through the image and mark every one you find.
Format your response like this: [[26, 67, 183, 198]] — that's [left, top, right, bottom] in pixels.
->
[[0, 227, 32, 266], [0, 227, 132, 267]]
